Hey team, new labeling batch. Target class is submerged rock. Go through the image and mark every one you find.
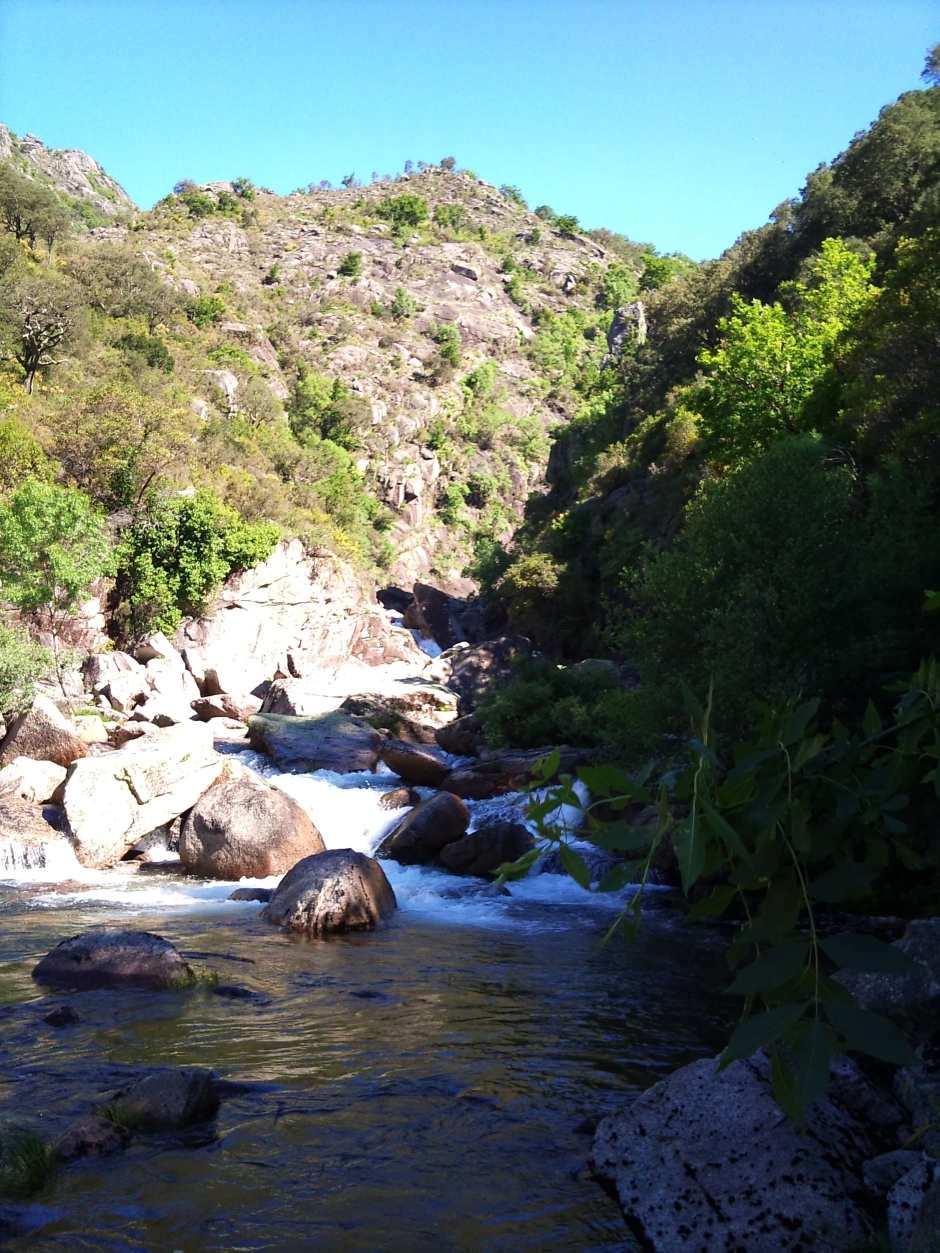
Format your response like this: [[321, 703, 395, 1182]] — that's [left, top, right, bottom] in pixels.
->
[[63, 721, 227, 867], [180, 771, 324, 879], [112, 1067, 219, 1131], [32, 929, 193, 990], [247, 710, 382, 774], [0, 694, 89, 770], [591, 1052, 878, 1253], [438, 820, 534, 877], [379, 739, 450, 787], [262, 848, 397, 934], [377, 792, 470, 865], [55, 1115, 130, 1162], [43, 1005, 79, 1028]]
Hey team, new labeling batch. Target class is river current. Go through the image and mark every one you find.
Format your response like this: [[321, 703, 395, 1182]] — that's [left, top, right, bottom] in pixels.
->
[[0, 750, 733, 1252]]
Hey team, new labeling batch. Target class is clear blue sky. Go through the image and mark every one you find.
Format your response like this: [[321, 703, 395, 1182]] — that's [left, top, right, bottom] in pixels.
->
[[0, 1, 935, 259]]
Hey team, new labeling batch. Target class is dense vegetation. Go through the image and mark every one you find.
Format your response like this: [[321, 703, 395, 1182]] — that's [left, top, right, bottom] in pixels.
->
[[481, 65, 940, 759]]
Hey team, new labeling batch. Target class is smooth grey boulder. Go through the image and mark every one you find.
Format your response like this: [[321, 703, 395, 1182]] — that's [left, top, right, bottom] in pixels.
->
[[32, 929, 193, 990], [591, 1053, 878, 1253], [379, 739, 450, 787], [262, 848, 397, 934], [179, 771, 324, 879], [63, 721, 227, 867], [438, 819, 534, 877], [0, 694, 89, 769], [113, 1068, 219, 1131], [376, 792, 470, 865], [248, 711, 381, 774]]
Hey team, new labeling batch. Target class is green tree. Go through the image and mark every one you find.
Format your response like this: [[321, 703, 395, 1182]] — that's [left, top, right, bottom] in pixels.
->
[[0, 274, 81, 393], [0, 164, 68, 249], [0, 479, 114, 682], [391, 286, 417, 319], [0, 417, 50, 491], [339, 251, 362, 279], [376, 194, 428, 229], [597, 262, 638, 310], [67, 247, 183, 332], [0, 619, 54, 721]]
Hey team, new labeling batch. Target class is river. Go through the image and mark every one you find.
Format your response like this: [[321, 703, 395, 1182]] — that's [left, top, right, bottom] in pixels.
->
[[0, 749, 734, 1252]]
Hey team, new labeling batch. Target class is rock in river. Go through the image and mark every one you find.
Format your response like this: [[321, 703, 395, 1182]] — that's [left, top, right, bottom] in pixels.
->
[[591, 1052, 879, 1253], [376, 792, 469, 865], [262, 848, 397, 934], [111, 1067, 219, 1132], [180, 771, 325, 879], [55, 1116, 131, 1162], [32, 929, 193, 990], [378, 739, 450, 787], [438, 819, 534, 877], [247, 711, 382, 774]]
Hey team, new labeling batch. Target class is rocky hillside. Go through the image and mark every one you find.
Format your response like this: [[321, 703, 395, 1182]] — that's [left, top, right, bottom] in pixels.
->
[[22, 141, 648, 589], [0, 124, 135, 224]]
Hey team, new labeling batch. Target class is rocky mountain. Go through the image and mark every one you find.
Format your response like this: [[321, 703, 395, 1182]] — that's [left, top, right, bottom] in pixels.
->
[[0, 124, 136, 222], [12, 132, 645, 590]]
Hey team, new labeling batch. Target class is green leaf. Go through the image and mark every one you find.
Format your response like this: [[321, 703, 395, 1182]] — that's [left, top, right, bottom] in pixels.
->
[[820, 933, 921, 975], [592, 823, 654, 853], [862, 700, 883, 738], [782, 699, 820, 745], [770, 1048, 803, 1124], [701, 801, 753, 867], [597, 864, 634, 893], [688, 883, 738, 920], [494, 847, 542, 883], [810, 863, 878, 903], [740, 875, 801, 943], [727, 941, 809, 996], [720, 1002, 810, 1067], [578, 765, 646, 801], [923, 590, 940, 612], [535, 748, 561, 783], [559, 843, 591, 889], [792, 734, 826, 773], [674, 814, 706, 893], [825, 1002, 918, 1066], [792, 1017, 831, 1109]]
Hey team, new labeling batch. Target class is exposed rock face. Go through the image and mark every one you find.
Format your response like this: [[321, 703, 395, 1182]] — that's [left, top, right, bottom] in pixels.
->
[[0, 757, 67, 804], [113, 1068, 219, 1131], [0, 694, 90, 769], [191, 692, 262, 723], [175, 540, 422, 696], [32, 929, 193, 990], [340, 687, 459, 743], [55, 1116, 131, 1162], [434, 711, 484, 756], [378, 739, 451, 786], [377, 792, 470, 865], [438, 820, 534, 877], [179, 772, 325, 879], [63, 722, 227, 867], [247, 711, 382, 774], [0, 794, 68, 871], [0, 123, 135, 217], [432, 636, 532, 712], [258, 678, 335, 716], [409, 582, 468, 650], [262, 849, 397, 934], [591, 1053, 878, 1253]]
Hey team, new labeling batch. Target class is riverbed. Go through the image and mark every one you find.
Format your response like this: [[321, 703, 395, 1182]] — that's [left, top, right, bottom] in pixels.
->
[[0, 752, 734, 1252]]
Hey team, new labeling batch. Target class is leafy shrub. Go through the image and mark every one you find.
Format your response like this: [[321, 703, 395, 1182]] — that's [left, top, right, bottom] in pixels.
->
[[639, 250, 696, 290], [0, 620, 54, 721], [500, 185, 527, 207], [339, 251, 362, 279], [391, 286, 418, 319], [597, 262, 638, 310], [0, 417, 50, 490], [430, 322, 461, 366], [115, 332, 175, 372], [188, 294, 226, 328], [289, 369, 371, 449], [231, 176, 256, 200], [554, 214, 580, 235], [440, 156, 456, 172], [438, 481, 468, 526], [463, 360, 498, 397], [376, 194, 428, 229], [433, 203, 465, 229], [534, 205, 556, 223], [114, 490, 279, 638], [207, 342, 257, 374]]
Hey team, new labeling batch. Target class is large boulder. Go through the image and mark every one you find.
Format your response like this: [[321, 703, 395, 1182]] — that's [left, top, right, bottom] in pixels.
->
[[262, 848, 397, 934], [247, 711, 382, 774], [438, 820, 534, 877], [62, 722, 227, 867], [409, 581, 468, 650], [432, 636, 531, 713], [379, 739, 450, 787], [101, 669, 150, 714], [258, 678, 336, 717], [340, 686, 459, 743], [434, 711, 484, 756], [591, 1053, 878, 1253], [377, 792, 470, 865], [111, 1068, 219, 1132], [32, 929, 193, 990], [0, 794, 67, 871], [0, 694, 89, 769], [179, 771, 325, 879], [0, 757, 66, 804], [191, 692, 262, 723]]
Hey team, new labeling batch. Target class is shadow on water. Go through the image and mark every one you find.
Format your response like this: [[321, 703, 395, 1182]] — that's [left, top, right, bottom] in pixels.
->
[[0, 881, 734, 1252]]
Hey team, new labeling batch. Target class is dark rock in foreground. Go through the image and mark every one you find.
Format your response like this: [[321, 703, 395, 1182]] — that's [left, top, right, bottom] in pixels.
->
[[439, 820, 534, 877], [591, 1053, 878, 1253], [113, 1067, 219, 1132], [262, 848, 397, 934], [55, 1115, 130, 1162], [32, 929, 193, 990], [43, 1005, 79, 1028], [180, 771, 324, 879], [247, 711, 381, 774], [377, 792, 470, 865]]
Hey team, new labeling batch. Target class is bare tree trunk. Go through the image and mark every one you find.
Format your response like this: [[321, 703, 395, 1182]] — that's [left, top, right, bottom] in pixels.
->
[[23, 369, 34, 394]]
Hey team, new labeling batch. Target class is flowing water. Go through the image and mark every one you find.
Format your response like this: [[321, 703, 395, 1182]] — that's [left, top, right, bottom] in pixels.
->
[[0, 752, 734, 1252]]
